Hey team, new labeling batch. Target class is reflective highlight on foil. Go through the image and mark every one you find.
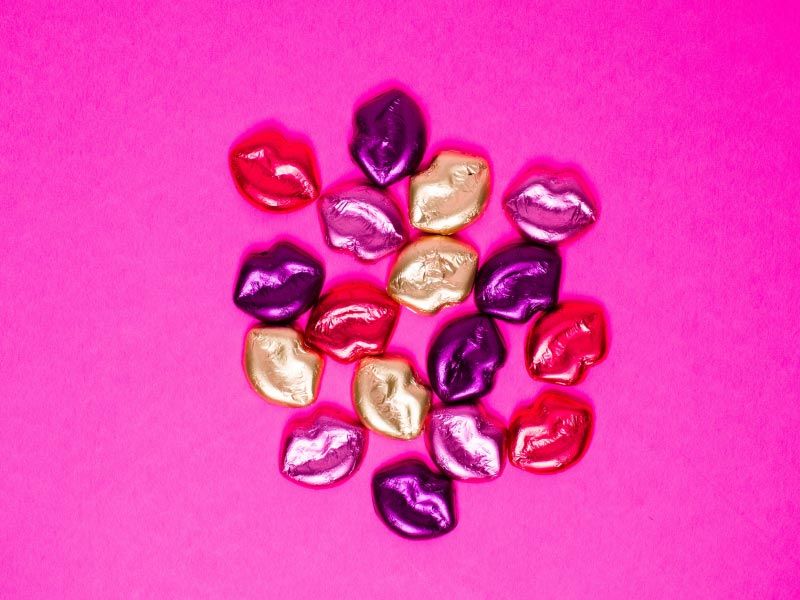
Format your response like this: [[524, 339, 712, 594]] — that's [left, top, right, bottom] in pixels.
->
[[508, 390, 594, 473], [353, 356, 431, 440], [305, 282, 399, 362], [426, 404, 506, 481], [504, 166, 597, 244], [526, 301, 608, 385], [372, 458, 457, 539], [409, 150, 490, 234], [387, 236, 478, 314], [243, 326, 323, 407], [318, 184, 406, 262], [281, 407, 367, 487]]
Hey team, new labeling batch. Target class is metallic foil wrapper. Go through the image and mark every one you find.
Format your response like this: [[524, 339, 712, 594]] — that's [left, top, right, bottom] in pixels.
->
[[305, 282, 399, 362], [509, 390, 594, 473], [350, 89, 427, 187], [526, 301, 608, 385], [280, 406, 367, 487], [372, 458, 457, 539], [504, 165, 597, 244], [229, 127, 320, 212], [233, 241, 324, 323], [243, 326, 323, 407], [409, 150, 490, 234], [387, 236, 478, 314], [425, 403, 506, 481], [427, 314, 506, 403], [318, 183, 407, 262], [352, 356, 430, 440], [474, 243, 561, 323]]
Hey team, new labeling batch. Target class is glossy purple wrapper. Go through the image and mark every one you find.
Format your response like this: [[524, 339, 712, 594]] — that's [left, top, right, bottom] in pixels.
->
[[371, 458, 456, 539], [427, 314, 506, 403], [474, 243, 561, 323], [350, 89, 427, 187], [233, 241, 324, 323]]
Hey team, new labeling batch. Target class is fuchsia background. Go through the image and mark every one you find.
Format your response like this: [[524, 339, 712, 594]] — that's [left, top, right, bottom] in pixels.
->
[[2, 1, 800, 598]]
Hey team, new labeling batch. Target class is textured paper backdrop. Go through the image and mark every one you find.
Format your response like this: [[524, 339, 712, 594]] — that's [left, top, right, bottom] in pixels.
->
[[2, 1, 799, 598]]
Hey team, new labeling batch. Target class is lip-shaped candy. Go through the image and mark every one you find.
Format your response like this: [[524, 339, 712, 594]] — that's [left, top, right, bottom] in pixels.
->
[[243, 326, 323, 407], [280, 407, 367, 487], [526, 301, 608, 385], [504, 165, 597, 244], [508, 390, 594, 473], [372, 458, 457, 539], [474, 243, 561, 323], [229, 128, 320, 212], [353, 356, 431, 440], [428, 314, 506, 403], [387, 236, 478, 314], [409, 150, 490, 234], [318, 183, 407, 262], [350, 89, 427, 187], [305, 282, 399, 362], [425, 403, 506, 481], [234, 242, 324, 323]]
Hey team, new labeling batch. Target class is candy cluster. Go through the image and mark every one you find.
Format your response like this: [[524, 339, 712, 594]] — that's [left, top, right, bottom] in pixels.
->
[[230, 88, 608, 539]]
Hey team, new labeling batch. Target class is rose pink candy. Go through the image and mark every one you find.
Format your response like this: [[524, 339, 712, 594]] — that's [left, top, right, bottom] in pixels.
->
[[280, 407, 367, 487], [318, 183, 407, 262], [425, 403, 506, 481]]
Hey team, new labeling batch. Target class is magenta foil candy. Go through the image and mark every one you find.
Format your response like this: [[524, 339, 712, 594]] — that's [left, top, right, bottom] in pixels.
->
[[234, 241, 324, 323], [281, 407, 367, 487], [428, 314, 506, 403], [372, 458, 456, 539], [504, 166, 597, 244], [474, 243, 561, 323], [350, 89, 427, 187], [426, 404, 506, 481], [318, 183, 407, 262]]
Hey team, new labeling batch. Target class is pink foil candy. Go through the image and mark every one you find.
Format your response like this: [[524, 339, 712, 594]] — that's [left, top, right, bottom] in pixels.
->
[[319, 183, 407, 262], [504, 165, 597, 244], [280, 407, 367, 487], [425, 404, 506, 481]]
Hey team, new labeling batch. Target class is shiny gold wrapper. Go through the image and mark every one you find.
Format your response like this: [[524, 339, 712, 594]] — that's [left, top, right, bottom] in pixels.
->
[[243, 326, 323, 407], [353, 356, 431, 440], [409, 151, 490, 234], [387, 235, 478, 314]]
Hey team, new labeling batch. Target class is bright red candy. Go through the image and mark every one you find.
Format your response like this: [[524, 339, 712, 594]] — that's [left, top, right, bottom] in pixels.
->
[[229, 128, 320, 211], [508, 390, 594, 473], [305, 282, 399, 362], [526, 301, 608, 385]]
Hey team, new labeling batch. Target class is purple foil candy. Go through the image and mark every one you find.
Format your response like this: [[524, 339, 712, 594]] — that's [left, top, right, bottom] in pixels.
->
[[426, 404, 506, 481], [233, 241, 324, 323], [474, 243, 561, 323], [427, 314, 506, 403], [350, 89, 427, 187], [280, 408, 367, 487], [318, 184, 407, 262], [371, 458, 456, 539], [504, 166, 598, 244]]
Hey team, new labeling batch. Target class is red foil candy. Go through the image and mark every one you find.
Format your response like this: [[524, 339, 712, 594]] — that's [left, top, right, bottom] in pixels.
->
[[526, 301, 608, 385], [229, 128, 320, 211], [508, 390, 594, 473], [305, 282, 400, 362]]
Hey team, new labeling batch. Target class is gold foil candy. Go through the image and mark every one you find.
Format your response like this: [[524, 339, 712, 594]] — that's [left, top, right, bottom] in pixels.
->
[[387, 236, 478, 314], [243, 326, 323, 407], [409, 150, 490, 234], [353, 356, 431, 440]]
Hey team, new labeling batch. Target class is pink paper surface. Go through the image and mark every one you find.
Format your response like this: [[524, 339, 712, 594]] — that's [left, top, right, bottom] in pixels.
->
[[2, 1, 799, 598]]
